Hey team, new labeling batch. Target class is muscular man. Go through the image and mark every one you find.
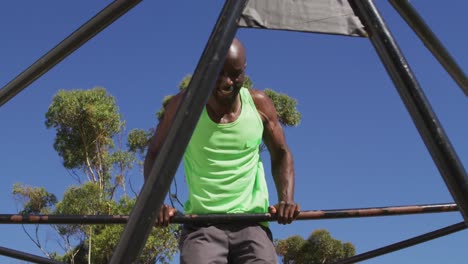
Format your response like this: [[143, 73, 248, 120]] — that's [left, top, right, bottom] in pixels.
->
[[144, 38, 300, 263]]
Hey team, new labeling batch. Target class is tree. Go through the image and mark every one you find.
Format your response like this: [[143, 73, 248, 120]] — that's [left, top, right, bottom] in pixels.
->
[[13, 184, 58, 259], [275, 229, 356, 264], [45, 88, 123, 192], [13, 87, 178, 263]]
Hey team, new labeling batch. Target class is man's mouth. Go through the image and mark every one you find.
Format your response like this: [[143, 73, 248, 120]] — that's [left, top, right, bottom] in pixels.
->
[[218, 86, 234, 95]]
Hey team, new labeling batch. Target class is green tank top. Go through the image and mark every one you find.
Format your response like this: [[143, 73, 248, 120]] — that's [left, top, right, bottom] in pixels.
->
[[183, 87, 269, 215]]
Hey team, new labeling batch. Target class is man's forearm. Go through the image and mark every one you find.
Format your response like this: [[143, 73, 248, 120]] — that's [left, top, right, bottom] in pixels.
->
[[272, 150, 295, 202]]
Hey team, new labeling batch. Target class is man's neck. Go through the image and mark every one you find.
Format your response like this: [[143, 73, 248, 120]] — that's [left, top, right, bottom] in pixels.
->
[[206, 95, 242, 124], [208, 94, 241, 114]]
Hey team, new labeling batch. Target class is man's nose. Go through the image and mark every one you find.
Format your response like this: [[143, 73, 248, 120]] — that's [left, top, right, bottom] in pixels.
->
[[226, 77, 234, 86]]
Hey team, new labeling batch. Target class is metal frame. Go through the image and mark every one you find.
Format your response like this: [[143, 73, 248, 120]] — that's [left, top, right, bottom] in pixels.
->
[[388, 0, 468, 96], [0, 0, 142, 107], [0, 246, 64, 264], [350, 0, 468, 223], [1, 0, 467, 263], [333, 222, 467, 264], [0, 203, 457, 225]]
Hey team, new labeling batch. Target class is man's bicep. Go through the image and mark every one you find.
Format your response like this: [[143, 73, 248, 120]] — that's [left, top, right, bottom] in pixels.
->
[[250, 90, 286, 154], [260, 104, 289, 156], [149, 94, 183, 153], [263, 118, 289, 157], [145, 93, 184, 178]]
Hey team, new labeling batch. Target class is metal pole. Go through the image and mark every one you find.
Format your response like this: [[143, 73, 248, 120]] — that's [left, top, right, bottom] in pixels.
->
[[350, 0, 468, 223], [293, 202, 458, 221], [0, 246, 64, 264], [0, 0, 142, 107], [0, 203, 458, 225], [333, 222, 467, 264], [109, 0, 248, 263], [389, 0, 468, 96]]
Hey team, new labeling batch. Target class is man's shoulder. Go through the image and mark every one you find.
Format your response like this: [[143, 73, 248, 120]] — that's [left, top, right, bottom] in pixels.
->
[[161, 90, 186, 120], [247, 88, 269, 104], [247, 88, 276, 121], [167, 90, 186, 107]]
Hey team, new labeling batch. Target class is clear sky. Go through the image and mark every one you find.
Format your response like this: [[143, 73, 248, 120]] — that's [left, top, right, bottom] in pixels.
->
[[1, 1, 467, 263]]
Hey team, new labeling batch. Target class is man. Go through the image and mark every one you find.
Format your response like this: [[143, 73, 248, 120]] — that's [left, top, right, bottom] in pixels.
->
[[144, 38, 300, 263]]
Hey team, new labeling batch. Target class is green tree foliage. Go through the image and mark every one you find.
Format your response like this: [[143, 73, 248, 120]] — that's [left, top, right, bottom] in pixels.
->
[[127, 129, 152, 156], [275, 229, 356, 264], [264, 89, 301, 127], [55, 195, 178, 264], [45, 87, 123, 191], [13, 183, 57, 214], [13, 87, 178, 263]]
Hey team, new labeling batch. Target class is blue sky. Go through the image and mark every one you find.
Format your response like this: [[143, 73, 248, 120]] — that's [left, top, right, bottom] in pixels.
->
[[1, 1, 467, 263]]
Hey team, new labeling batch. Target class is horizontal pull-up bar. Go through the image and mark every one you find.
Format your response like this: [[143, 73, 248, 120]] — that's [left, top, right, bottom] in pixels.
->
[[0, 203, 457, 225]]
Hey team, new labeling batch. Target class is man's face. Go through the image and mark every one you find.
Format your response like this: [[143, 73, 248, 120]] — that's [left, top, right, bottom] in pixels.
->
[[213, 54, 246, 104]]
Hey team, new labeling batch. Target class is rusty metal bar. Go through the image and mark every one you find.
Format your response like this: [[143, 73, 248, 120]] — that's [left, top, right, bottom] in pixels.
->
[[0, 203, 457, 225], [0, 0, 142, 107], [0, 246, 64, 264], [333, 221, 467, 264], [388, 0, 468, 96]]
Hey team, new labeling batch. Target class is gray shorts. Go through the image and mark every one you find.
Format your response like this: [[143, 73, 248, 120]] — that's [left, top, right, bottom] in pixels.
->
[[179, 223, 277, 264]]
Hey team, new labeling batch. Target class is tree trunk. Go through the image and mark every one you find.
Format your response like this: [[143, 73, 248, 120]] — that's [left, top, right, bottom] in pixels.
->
[[88, 227, 92, 264]]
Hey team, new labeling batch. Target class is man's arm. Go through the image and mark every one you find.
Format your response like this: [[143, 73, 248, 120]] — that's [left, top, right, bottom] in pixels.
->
[[250, 89, 300, 224], [144, 91, 185, 226]]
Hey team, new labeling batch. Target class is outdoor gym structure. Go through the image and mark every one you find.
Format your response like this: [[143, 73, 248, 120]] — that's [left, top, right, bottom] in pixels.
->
[[1, 1, 467, 263]]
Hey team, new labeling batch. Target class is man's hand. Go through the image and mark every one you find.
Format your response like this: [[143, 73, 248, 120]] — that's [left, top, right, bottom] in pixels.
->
[[269, 201, 300, 225], [155, 204, 177, 227]]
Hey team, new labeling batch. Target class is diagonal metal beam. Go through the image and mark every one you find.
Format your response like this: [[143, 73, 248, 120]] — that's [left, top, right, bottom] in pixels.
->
[[389, 0, 468, 96], [350, 0, 468, 224], [109, 0, 248, 263], [0, 246, 64, 264], [332, 222, 467, 264], [0, 0, 142, 107]]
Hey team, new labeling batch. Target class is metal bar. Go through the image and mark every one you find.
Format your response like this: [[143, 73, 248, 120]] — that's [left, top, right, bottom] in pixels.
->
[[350, 0, 468, 223], [389, 0, 468, 96], [0, 0, 142, 107], [0, 203, 458, 224], [109, 0, 248, 263], [0, 246, 64, 264], [294, 202, 458, 221], [332, 222, 467, 264]]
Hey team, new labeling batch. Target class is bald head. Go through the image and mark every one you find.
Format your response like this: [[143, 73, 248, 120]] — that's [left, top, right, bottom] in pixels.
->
[[227, 38, 246, 67]]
